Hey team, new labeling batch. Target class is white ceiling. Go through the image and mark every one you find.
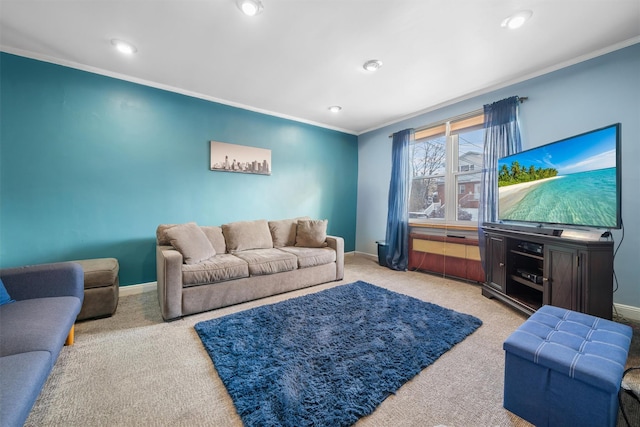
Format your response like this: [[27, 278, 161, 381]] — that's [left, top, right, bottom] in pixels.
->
[[1, 1, 639, 135]]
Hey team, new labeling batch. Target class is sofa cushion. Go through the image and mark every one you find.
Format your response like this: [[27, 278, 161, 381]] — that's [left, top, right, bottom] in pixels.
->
[[182, 254, 249, 287], [0, 278, 14, 306], [165, 222, 216, 265], [233, 249, 298, 276], [295, 219, 328, 248], [222, 219, 273, 253], [201, 226, 227, 254], [279, 246, 337, 269], [269, 217, 310, 248], [0, 297, 81, 360], [0, 351, 52, 427], [71, 258, 119, 290], [156, 224, 177, 246]]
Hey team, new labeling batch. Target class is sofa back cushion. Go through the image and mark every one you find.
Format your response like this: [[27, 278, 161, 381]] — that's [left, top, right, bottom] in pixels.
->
[[164, 222, 216, 265], [156, 224, 177, 246], [222, 219, 273, 253], [201, 226, 227, 254], [295, 219, 328, 248], [268, 216, 310, 248], [158, 224, 227, 254]]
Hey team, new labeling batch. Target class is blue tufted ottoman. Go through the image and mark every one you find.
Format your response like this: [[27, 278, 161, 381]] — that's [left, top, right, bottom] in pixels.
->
[[503, 305, 632, 427]]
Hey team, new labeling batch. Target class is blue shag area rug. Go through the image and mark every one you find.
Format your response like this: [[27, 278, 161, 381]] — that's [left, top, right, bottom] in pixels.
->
[[194, 280, 482, 427]]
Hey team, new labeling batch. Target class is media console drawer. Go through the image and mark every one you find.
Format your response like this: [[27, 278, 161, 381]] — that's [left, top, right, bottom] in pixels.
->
[[409, 233, 484, 283]]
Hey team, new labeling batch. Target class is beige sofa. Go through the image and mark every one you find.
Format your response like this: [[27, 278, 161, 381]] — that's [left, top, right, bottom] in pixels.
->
[[156, 218, 344, 321]]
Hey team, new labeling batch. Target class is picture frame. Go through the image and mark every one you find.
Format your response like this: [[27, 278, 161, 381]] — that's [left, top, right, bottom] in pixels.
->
[[210, 141, 271, 175]]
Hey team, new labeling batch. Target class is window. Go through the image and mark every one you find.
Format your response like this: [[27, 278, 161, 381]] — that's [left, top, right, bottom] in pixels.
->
[[409, 113, 484, 224]]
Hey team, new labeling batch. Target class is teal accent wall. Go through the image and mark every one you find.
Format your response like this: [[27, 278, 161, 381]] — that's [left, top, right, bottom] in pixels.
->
[[357, 43, 640, 309], [0, 53, 358, 285]]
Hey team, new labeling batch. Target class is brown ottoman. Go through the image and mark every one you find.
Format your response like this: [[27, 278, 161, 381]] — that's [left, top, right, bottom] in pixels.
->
[[73, 258, 119, 321]]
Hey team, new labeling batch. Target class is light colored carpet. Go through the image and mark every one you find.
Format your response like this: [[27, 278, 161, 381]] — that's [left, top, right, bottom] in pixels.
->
[[27, 255, 555, 426]]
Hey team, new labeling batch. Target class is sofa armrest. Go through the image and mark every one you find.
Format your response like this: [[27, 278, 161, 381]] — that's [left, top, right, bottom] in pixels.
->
[[0, 262, 84, 302], [325, 235, 344, 280], [156, 246, 184, 321]]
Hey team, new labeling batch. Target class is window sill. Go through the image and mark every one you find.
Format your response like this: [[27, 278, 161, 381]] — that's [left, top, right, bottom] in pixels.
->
[[408, 221, 478, 231]]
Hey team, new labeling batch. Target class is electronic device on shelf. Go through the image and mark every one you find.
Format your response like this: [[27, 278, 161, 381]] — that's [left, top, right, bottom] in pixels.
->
[[516, 268, 544, 285], [517, 241, 543, 256]]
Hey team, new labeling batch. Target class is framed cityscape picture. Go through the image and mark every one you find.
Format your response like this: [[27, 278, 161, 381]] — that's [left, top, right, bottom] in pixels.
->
[[210, 141, 271, 175]]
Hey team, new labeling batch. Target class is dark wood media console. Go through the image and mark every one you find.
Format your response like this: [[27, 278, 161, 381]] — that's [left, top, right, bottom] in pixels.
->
[[482, 226, 614, 319]]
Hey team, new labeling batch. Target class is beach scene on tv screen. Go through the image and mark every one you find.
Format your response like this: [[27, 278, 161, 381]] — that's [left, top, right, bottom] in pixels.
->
[[498, 126, 618, 228]]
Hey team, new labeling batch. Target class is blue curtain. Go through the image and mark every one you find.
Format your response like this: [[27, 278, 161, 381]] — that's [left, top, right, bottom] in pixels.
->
[[385, 129, 414, 271], [478, 96, 522, 270]]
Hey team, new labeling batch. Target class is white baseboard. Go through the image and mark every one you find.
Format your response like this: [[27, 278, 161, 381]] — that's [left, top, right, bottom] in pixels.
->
[[120, 281, 157, 297], [614, 303, 640, 322]]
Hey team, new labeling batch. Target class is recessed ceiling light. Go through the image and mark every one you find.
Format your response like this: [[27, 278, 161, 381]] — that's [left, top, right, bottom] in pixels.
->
[[501, 10, 533, 29], [237, 0, 264, 16], [111, 39, 137, 55], [328, 106, 342, 113], [363, 59, 383, 72]]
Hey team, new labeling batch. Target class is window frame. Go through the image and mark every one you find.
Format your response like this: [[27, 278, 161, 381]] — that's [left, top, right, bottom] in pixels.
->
[[409, 112, 484, 227]]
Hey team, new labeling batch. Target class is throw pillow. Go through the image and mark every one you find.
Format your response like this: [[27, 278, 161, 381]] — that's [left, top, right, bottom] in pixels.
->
[[222, 219, 273, 253], [156, 224, 178, 246], [269, 216, 310, 248], [295, 219, 328, 248], [201, 226, 227, 254], [165, 222, 216, 265], [0, 278, 15, 306]]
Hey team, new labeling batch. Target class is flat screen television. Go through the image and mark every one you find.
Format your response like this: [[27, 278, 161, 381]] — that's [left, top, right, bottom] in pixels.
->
[[497, 123, 621, 230]]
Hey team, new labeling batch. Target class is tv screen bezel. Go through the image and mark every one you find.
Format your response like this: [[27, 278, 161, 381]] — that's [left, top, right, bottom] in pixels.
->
[[496, 123, 621, 230]]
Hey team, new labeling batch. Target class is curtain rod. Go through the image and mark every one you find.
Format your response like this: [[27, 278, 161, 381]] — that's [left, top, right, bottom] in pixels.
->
[[388, 96, 528, 138]]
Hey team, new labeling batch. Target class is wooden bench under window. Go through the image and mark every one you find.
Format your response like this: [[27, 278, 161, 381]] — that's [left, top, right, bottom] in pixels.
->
[[408, 227, 484, 283]]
